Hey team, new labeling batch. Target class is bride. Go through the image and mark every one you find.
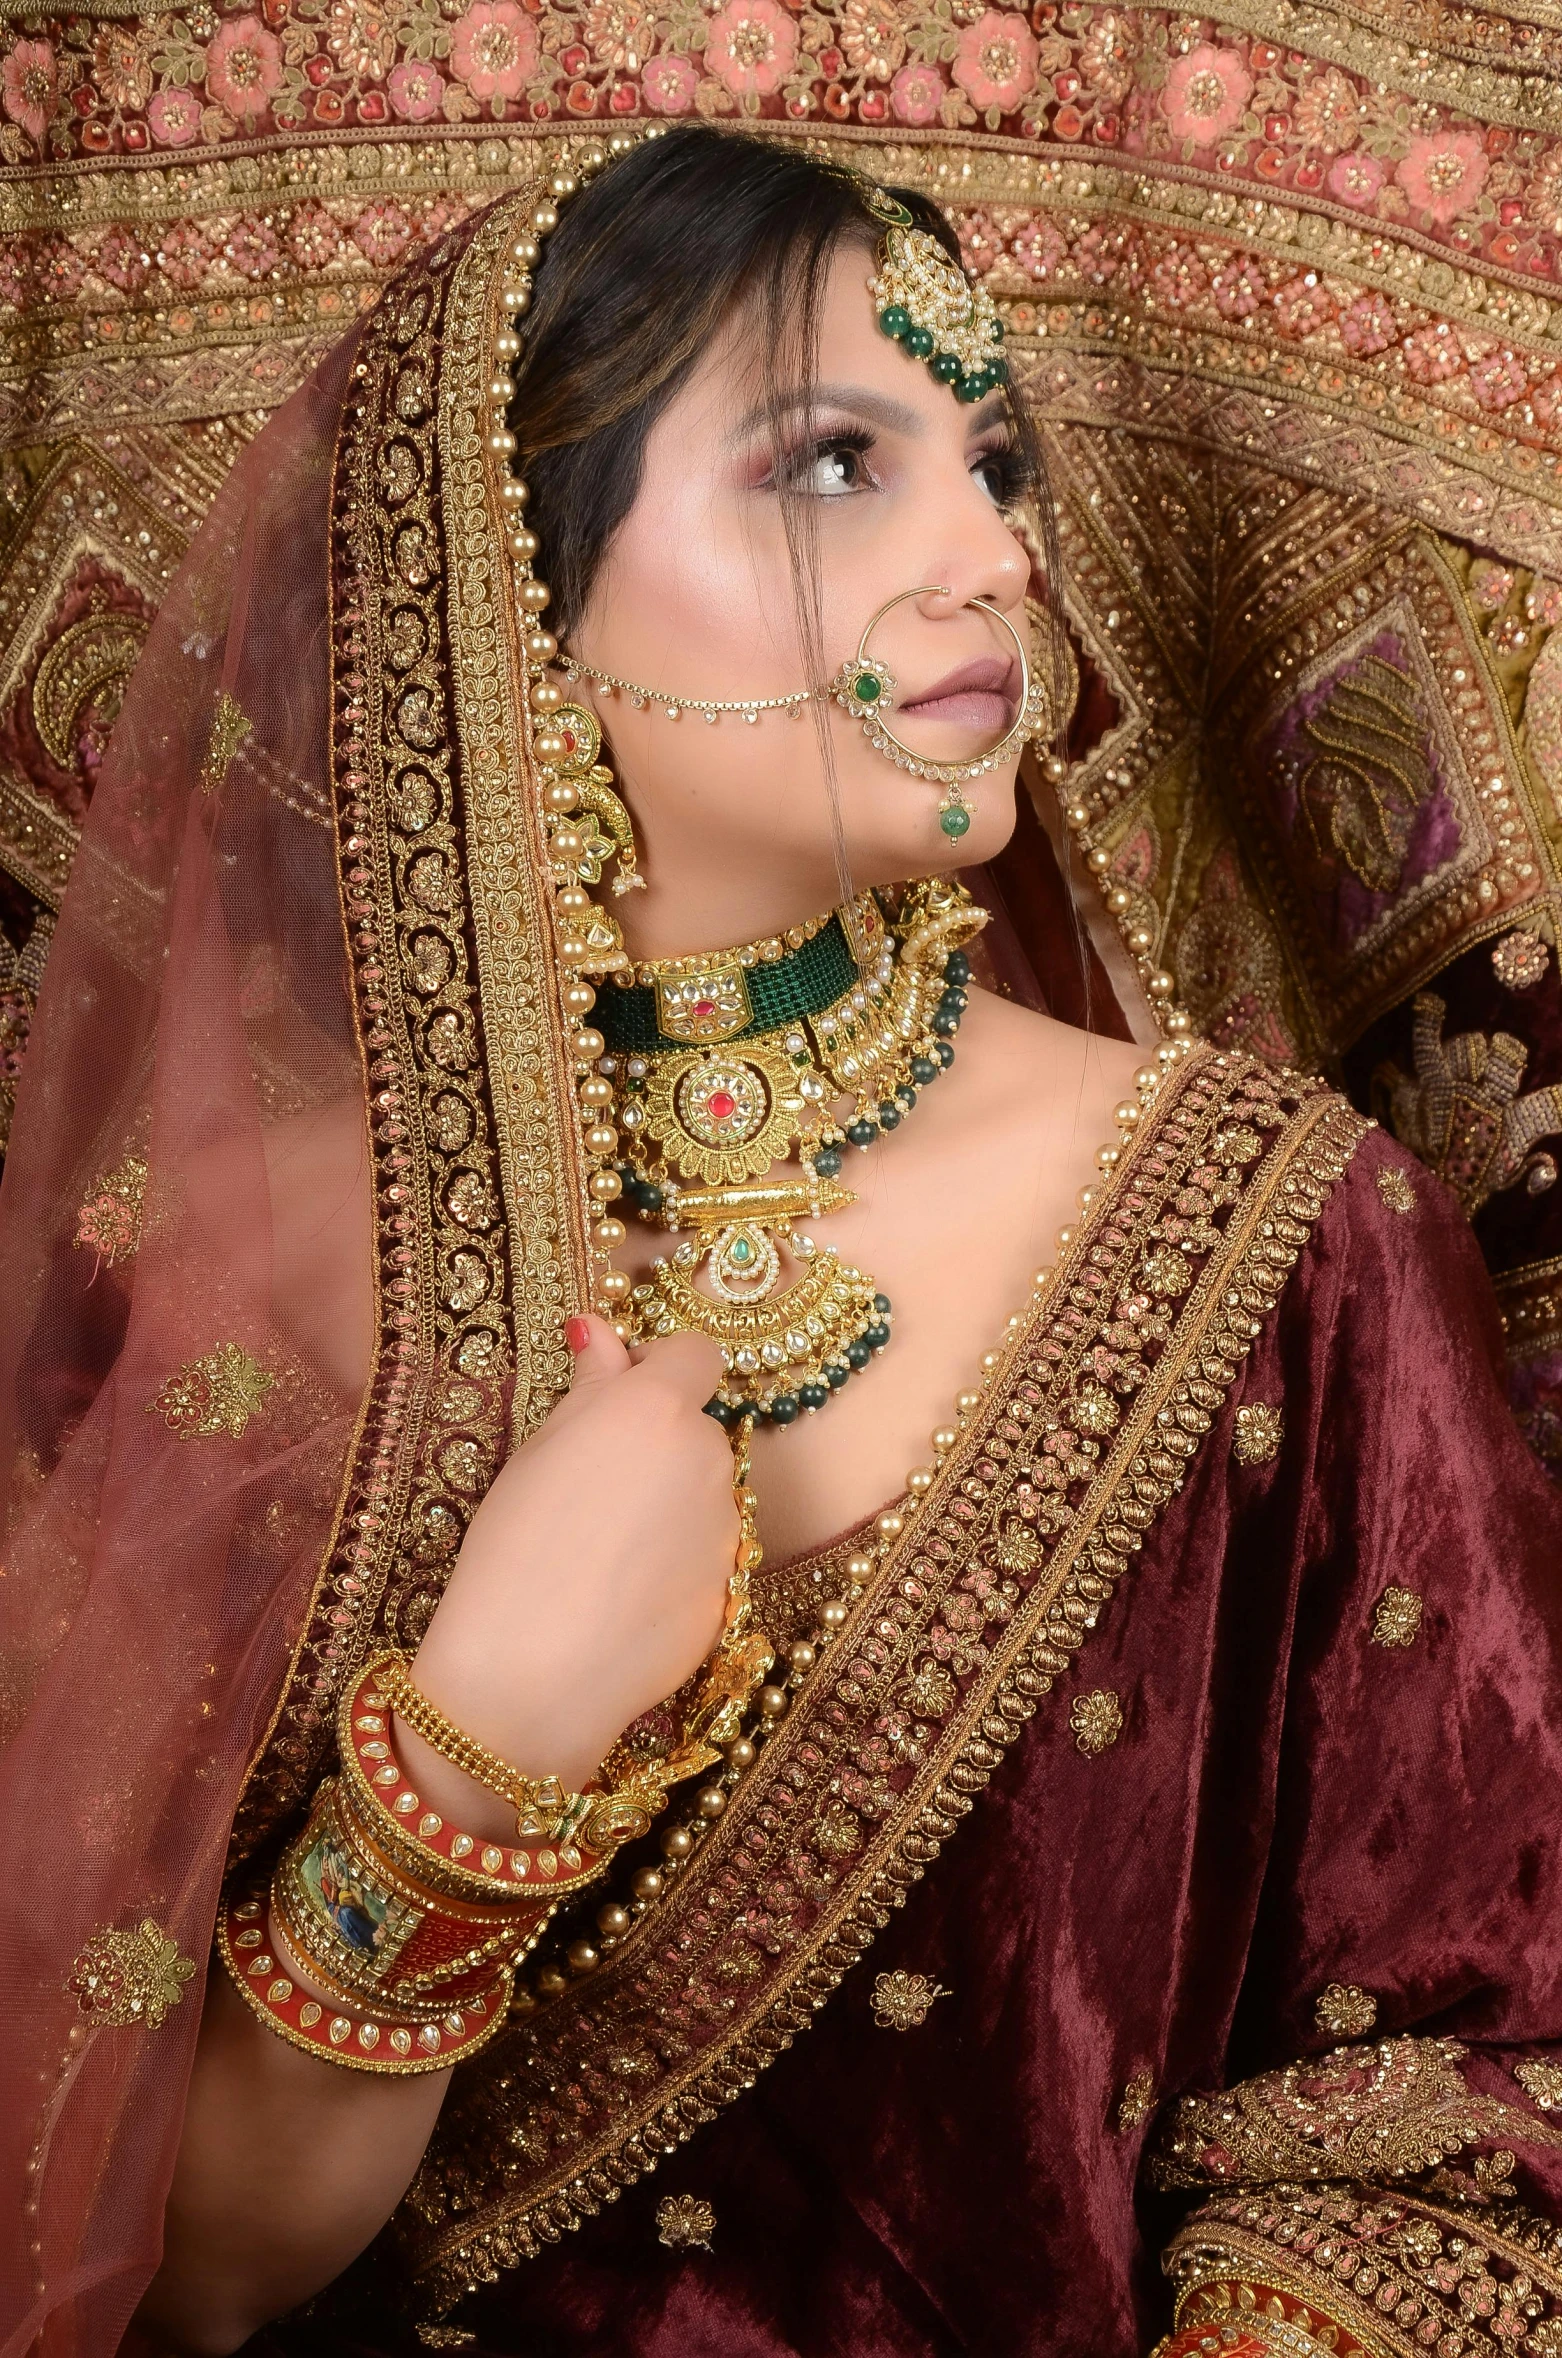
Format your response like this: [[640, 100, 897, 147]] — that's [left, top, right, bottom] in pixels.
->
[[4, 125, 1561, 2358]]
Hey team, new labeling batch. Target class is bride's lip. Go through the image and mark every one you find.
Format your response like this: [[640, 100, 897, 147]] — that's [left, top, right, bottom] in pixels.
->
[[896, 652, 1018, 733]]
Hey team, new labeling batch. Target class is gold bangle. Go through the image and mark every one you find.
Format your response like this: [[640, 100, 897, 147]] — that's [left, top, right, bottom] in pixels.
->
[[377, 1653, 572, 1837]]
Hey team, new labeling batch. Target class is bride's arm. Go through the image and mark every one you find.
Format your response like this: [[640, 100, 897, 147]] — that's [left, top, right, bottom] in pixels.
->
[[137, 1320, 736, 2356]]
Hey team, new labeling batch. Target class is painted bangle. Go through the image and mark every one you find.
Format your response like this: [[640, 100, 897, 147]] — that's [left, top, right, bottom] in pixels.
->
[[218, 1887, 509, 2074]]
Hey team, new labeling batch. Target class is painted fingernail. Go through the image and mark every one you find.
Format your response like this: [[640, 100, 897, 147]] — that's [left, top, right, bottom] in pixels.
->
[[566, 1316, 591, 1353]]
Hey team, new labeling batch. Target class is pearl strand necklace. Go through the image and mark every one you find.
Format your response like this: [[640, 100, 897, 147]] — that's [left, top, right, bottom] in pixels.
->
[[513, 1035, 1193, 2006]]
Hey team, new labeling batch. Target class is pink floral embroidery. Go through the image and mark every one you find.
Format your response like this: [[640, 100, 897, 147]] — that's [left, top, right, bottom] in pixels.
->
[[1292, 65, 1361, 155], [155, 219, 213, 288], [448, 1, 538, 103], [1527, 151, 1562, 238], [204, 16, 282, 122], [1327, 150, 1385, 207], [890, 60, 944, 125], [641, 52, 696, 113], [1012, 216, 1069, 282], [1339, 291, 1398, 356], [704, 0, 797, 101], [1161, 43, 1250, 148], [1402, 322, 1467, 385], [1395, 130, 1488, 226], [225, 216, 281, 277], [1078, 10, 1137, 102], [328, 0, 397, 81], [1272, 274, 1336, 338], [952, 9, 1038, 115], [287, 205, 342, 269], [583, 2, 655, 71], [353, 200, 412, 266], [92, 27, 152, 113], [1467, 346, 1529, 412], [1210, 255, 1267, 320], [839, 0, 905, 81], [2, 38, 57, 149], [387, 59, 444, 120], [147, 85, 201, 146]]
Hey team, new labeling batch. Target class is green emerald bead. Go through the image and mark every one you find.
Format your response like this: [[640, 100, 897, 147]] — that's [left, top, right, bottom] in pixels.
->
[[931, 352, 961, 383], [987, 356, 1008, 386], [991, 317, 1006, 342], [879, 304, 911, 340], [939, 803, 972, 838], [852, 671, 881, 703], [906, 326, 935, 360], [955, 372, 987, 403]]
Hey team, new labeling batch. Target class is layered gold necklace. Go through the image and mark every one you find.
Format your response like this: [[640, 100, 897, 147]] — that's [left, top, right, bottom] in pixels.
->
[[595, 876, 987, 1423]]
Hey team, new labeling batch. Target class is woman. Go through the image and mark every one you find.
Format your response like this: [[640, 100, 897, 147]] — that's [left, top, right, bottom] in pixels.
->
[[3, 126, 1561, 2358]]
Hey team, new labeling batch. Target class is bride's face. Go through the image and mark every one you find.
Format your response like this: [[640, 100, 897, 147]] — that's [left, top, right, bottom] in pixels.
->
[[565, 234, 1035, 946]]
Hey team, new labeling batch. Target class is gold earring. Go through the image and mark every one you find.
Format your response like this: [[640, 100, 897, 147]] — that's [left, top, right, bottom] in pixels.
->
[[832, 587, 1047, 839], [537, 701, 646, 895]]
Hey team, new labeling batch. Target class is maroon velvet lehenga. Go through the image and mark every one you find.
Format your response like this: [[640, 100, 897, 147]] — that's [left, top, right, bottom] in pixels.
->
[[1, 160, 1561, 2358]]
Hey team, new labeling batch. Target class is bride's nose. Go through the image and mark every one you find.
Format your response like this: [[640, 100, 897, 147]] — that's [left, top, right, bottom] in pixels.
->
[[914, 473, 1031, 621]]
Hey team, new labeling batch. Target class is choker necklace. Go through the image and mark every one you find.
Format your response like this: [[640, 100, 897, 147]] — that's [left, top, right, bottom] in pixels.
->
[[597, 878, 986, 1424]]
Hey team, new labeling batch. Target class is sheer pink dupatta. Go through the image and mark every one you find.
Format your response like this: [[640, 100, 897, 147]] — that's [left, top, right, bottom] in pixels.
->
[[0, 337, 372, 2357]]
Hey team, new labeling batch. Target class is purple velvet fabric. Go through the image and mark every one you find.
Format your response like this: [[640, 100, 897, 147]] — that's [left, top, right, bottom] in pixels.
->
[[285, 1126, 1562, 2358]]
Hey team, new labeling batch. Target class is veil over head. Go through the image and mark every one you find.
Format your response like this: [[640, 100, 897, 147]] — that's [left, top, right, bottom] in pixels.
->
[[0, 146, 1111, 2352]]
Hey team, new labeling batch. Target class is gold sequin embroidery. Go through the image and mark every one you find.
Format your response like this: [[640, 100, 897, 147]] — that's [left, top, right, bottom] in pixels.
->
[[73, 1153, 147, 1270], [1372, 1587, 1424, 1648], [871, 1971, 950, 2032], [1232, 1403, 1284, 1466], [655, 2195, 715, 2252], [149, 1342, 274, 1440], [67, 1917, 196, 2030], [1517, 2060, 1562, 2112], [1070, 1689, 1124, 1755], [1118, 2072, 1157, 2132], [1316, 1983, 1378, 2038], [1376, 1166, 1417, 1215], [199, 690, 253, 795]]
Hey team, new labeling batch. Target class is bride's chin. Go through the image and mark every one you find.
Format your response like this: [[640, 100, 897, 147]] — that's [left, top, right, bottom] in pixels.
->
[[842, 778, 1020, 885]]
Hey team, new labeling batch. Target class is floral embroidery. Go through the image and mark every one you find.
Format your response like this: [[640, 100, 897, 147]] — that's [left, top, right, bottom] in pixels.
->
[[1070, 1688, 1124, 1755], [1372, 1586, 1424, 1649], [655, 2194, 715, 2252], [1493, 932, 1551, 992], [1118, 2071, 1157, 2131], [149, 1342, 274, 1439], [1162, 44, 1251, 149], [1376, 1167, 1416, 1215], [1316, 1983, 1378, 2038], [74, 1154, 148, 1270], [1232, 1404, 1283, 1466], [199, 691, 253, 795], [1517, 2061, 1562, 2112], [871, 1970, 949, 2031], [67, 1918, 196, 2029]]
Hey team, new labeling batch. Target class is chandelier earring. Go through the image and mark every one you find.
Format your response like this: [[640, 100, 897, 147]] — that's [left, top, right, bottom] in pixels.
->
[[533, 698, 646, 896], [833, 588, 1050, 840]]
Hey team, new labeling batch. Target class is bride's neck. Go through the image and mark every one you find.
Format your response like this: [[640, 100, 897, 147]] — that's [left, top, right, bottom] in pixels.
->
[[612, 865, 849, 965]]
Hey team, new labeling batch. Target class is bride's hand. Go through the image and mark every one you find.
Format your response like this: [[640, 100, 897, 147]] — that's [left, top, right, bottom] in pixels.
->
[[401, 1318, 738, 1827]]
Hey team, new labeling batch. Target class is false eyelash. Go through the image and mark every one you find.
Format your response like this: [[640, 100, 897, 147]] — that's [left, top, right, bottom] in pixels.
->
[[979, 440, 1037, 507], [767, 425, 877, 490]]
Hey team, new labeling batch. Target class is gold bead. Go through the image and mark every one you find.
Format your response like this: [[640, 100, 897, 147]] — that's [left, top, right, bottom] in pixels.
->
[[631, 1865, 663, 1900], [611, 1319, 632, 1343], [661, 1825, 693, 1860], [566, 1939, 599, 1974], [607, 130, 635, 155], [788, 1641, 816, 1673], [550, 171, 578, 199], [596, 1267, 631, 1302], [695, 1784, 726, 1818], [1065, 802, 1089, 829], [531, 679, 563, 712], [1042, 752, 1068, 783], [535, 1964, 570, 1996], [501, 477, 530, 508], [1147, 971, 1174, 997], [821, 1598, 849, 1629], [931, 1428, 958, 1453], [726, 1736, 756, 1770], [846, 1551, 875, 1581], [758, 1685, 789, 1718], [526, 628, 557, 662], [494, 331, 522, 362], [1056, 1224, 1075, 1249], [579, 1075, 613, 1106], [508, 529, 538, 563], [519, 580, 551, 612], [563, 981, 596, 1014], [874, 1511, 903, 1540], [956, 1389, 982, 1412], [584, 1123, 618, 1157], [596, 1902, 630, 1937], [532, 201, 559, 235], [1128, 926, 1154, 952], [592, 1215, 624, 1250], [1086, 847, 1111, 874], [1114, 1099, 1140, 1128], [511, 235, 540, 267], [489, 375, 515, 405], [589, 1169, 622, 1201], [577, 140, 607, 173], [487, 428, 516, 457], [545, 778, 578, 812], [1107, 886, 1131, 914], [906, 1466, 936, 1493]]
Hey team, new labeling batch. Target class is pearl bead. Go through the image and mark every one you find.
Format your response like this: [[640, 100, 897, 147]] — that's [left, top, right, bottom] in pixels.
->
[[1147, 971, 1174, 997], [532, 201, 559, 234], [531, 680, 563, 712], [631, 1866, 663, 1900], [535, 1965, 570, 1996], [550, 172, 578, 198], [511, 235, 540, 267], [875, 1511, 903, 1540], [821, 1598, 849, 1629], [596, 1268, 631, 1303], [957, 1389, 982, 1413], [906, 1466, 935, 1492], [564, 982, 596, 1014], [546, 780, 578, 812], [1065, 802, 1089, 829], [596, 1903, 630, 1937], [1129, 926, 1154, 952], [661, 1825, 694, 1860], [846, 1552, 875, 1581], [526, 628, 557, 662], [584, 1122, 617, 1157], [573, 1026, 605, 1060], [589, 1170, 622, 1202], [551, 828, 584, 863], [1056, 1224, 1075, 1249], [592, 1216, 625, 1250], [566, 1940, 599, 1974], [1114, 1100, 1141, 1128], [1096, 1143, 1120, 1171], [1032, 1270, 1052, 1291], [1077, 1185, 1095, 1212], [788, 1641, 816, 1673], [980, 1352, 1001, 1372], [495, 332, 522, 363], [519, 580, 551, 612], [726, 1737, 756, 1770], [508, 529, 538, 562], [931, 1428, 957, 1452], [1107, 886, 1131, 914], [1086, 847, 1111, 874], [489, 375, 515, 404], [579, 1075, 613, 1107], [695, 1785, 727, 1819], [1166, 1010, 1192, 1035], [758, 1685, 789, 1718], [556, 886, 589, 914], [487, 428, 516, 457]]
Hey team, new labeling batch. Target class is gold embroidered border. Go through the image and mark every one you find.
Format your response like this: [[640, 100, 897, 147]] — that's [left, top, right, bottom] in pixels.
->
[[402, 1052, 1368, 2307], [1497, 1251, 1562, 1357]]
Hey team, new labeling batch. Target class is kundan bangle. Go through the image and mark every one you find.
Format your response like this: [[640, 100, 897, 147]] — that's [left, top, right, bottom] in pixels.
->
[[218, 1887, 508, 2073], [375, 1653, 574, 1837], [271, 1777, 558, 2011]]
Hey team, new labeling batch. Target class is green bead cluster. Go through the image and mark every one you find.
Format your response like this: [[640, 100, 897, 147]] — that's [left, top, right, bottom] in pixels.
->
[[877, 305, 1007, 404]]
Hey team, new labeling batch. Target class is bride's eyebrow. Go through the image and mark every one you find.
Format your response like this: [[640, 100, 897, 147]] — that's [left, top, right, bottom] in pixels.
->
[[727, 384, 924, 445]]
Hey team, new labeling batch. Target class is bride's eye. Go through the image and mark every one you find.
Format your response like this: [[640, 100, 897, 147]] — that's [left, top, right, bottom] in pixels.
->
[[971, 442, 1033, 507], [776, 430, 878, 497]]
